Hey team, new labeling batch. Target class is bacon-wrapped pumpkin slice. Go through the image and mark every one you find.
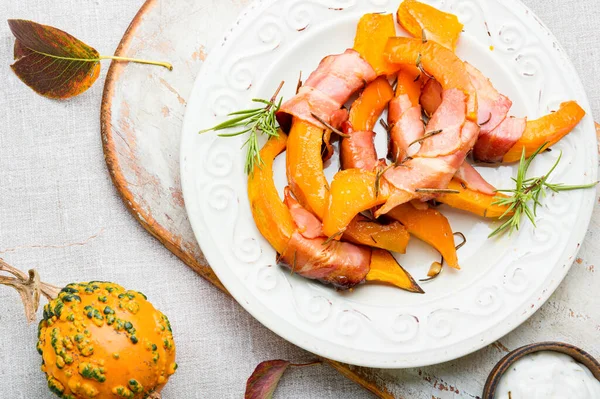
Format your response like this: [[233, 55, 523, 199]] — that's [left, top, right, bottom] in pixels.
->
[[341, 76, 394, 170], [396, 0, 464, 51], [277, 49, 376, 131], [248, 133, 421, 290], [322, 166, 463, 268], [323, 89, 478, 234], [280, 232, 372, 289], [379, 89, 480, 215], [282, 188, 420, 291], [384, 37, 478, 121], [288, 119, 409, 254], [503, 101, 586, 163]]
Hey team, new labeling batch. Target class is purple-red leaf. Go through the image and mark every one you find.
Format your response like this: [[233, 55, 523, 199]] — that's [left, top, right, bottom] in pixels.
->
[[245, 360, 290, 399], [245, 359, 322, 399], [8, 19, 101, 99]]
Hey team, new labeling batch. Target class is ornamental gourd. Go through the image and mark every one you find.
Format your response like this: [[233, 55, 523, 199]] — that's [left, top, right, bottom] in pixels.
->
[[0, 259, 177, 399]]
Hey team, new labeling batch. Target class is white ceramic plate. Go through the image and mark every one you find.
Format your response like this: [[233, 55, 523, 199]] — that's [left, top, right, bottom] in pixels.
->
[[180, 0, 597, 368]]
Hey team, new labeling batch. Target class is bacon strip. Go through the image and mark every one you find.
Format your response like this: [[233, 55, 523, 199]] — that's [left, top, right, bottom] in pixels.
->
[[283, 187, 322, 239], [277, 49, 376, 131], [377, 89, 480, 215], [420, 79, 443, 117], [465, 63, 512, 134], [473, 116, 527, 163], [387, 94, 425, 162], [419, 89, 472, 158], [388, 92, 413, 127], [279, 232, 371, 289], [340, 128, 380, 171], [463, 63, 527, 162], [339, 119, 389, 171], [454, 162, 496, 195]]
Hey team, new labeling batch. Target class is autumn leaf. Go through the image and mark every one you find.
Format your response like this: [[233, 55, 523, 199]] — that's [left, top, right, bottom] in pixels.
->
[[8, 19, 172, 99], [245, 359, 321, 399]]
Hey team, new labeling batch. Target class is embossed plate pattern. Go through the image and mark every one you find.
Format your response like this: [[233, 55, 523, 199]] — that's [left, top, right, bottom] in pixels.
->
[[180, 0, 597, 367]]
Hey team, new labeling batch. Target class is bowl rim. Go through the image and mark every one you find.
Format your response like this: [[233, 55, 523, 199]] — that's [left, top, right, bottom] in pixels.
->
[[482, 341, 600, 398]]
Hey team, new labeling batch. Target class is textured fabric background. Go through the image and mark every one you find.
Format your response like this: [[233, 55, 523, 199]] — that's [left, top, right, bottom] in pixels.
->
[[0, 0, 599, 398]]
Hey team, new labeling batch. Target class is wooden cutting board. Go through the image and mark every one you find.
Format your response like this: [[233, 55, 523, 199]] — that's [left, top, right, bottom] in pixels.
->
[[100, 1, 600, 397]]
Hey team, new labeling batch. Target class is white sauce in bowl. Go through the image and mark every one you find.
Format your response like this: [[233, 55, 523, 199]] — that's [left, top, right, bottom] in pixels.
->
[[496, 351, 600, 399]]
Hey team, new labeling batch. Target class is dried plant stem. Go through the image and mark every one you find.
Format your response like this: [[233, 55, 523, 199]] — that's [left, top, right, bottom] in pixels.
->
[[99, 55, 173, 70], [290, 360, 322, 368], [0, 258, 61, 323]]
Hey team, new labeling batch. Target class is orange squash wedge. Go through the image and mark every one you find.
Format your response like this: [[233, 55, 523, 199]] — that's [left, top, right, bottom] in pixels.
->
[[248, 132, 295, 254], [353, 13, 400, 76], [396, 65, 423, 106], [286, 119, 331, 218], [348, 76, 395, 131], [345, 216, 410, 254], [436, 179, 514, 219], [386, 203, 459, 269], [397, 0, 464, 51], [322, 169, 390, 238], [366, 249, 423, 293]]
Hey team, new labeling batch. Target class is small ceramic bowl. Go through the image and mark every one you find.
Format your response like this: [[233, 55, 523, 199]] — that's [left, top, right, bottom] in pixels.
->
[[482, 341, 600, 398]]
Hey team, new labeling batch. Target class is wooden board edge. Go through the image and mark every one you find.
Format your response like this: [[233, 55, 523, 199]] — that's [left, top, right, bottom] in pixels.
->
[[99, 0, 228, 294]]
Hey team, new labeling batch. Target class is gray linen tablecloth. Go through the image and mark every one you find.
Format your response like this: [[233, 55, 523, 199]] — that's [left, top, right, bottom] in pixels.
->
[[0, 0, 599, 398]]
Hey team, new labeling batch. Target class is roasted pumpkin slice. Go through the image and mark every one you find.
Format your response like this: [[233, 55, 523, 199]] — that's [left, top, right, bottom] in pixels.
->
[[397, 0, 464, 51], [436, 179, 514, 219], [322, 169, 390, 238], [366, 249, 424, 293], [348, 76, 395, 131], [353, 13, 400, 76], [386, 203, 459, 269], [248, 132, 295, 253]]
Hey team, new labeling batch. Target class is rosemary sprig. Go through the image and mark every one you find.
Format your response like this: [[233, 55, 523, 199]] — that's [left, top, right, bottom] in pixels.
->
[[488, 144, 598, 238], [408, 129, 443, 148], [310, 113, 349, 138], [415, 188, 460, 194], [199, 81, 284, 175]]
